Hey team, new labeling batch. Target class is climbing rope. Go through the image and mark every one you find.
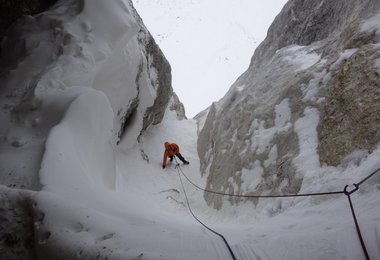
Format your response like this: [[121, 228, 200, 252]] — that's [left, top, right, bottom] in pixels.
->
[[176, 163, 236, 260], [356, 167, 380, 187], [173, 157, 236, 260], [177, 165, 344, 198], [174, 163, 380, 260], [344, 184, 370, 260]]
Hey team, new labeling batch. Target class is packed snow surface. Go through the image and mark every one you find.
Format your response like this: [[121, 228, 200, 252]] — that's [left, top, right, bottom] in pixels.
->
[[37, 102, 380, 259], [1, 0, 380, 259]]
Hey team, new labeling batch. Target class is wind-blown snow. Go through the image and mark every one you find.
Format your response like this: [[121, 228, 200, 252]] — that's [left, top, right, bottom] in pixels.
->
[[39, 87, 115, 192]]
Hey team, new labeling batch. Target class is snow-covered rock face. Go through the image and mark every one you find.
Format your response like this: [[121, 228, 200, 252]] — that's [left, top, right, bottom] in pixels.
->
[[0, 0, 177, 190], [198, 0, 380, 209], [0, 0, 182, 257]]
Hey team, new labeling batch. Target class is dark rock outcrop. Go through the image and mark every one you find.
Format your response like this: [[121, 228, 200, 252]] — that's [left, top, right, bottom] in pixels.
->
[[0, 0, 59, 37]]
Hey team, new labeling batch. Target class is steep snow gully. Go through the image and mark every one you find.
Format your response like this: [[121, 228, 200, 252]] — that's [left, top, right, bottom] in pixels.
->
[[1, 0, 380, 259]]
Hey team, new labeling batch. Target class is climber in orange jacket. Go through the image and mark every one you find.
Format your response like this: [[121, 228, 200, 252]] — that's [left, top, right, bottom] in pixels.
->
[[162, 142, 189, 168]]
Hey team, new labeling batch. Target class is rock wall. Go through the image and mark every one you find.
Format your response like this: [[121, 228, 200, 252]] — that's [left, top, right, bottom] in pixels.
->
[[318, 46, 380, 166], [0, 1, 181, 258], [198, 0, 380, 209]]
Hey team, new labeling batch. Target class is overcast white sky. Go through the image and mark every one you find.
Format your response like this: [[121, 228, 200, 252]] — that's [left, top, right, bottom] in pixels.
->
[[132, 0, 289, 117]]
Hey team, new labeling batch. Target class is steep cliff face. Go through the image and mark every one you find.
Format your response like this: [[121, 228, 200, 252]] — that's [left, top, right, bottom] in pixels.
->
[[198, 0, 380, 209], [0, 0, 176, 190], [0, 0, 180, 258]]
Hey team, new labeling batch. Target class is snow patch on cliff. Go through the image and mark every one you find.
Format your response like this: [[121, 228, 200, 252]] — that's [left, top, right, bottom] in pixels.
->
[[251, 102, 292, 155], [283, 45, 321, 72], [361, 12, 380, 33]]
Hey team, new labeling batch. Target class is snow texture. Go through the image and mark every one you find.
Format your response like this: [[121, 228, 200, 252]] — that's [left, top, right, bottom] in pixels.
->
[[0, 0, 380, 259]]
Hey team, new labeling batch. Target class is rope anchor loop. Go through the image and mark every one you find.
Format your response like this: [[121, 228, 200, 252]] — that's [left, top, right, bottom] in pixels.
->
[[344, 184, 359, 196]]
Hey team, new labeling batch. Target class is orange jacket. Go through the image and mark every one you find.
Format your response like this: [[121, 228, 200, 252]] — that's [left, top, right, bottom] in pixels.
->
[[162, 142, 180, 166]]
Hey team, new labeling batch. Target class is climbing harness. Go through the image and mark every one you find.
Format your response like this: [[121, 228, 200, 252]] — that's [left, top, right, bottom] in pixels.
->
[[174, 163, 380, 260]]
